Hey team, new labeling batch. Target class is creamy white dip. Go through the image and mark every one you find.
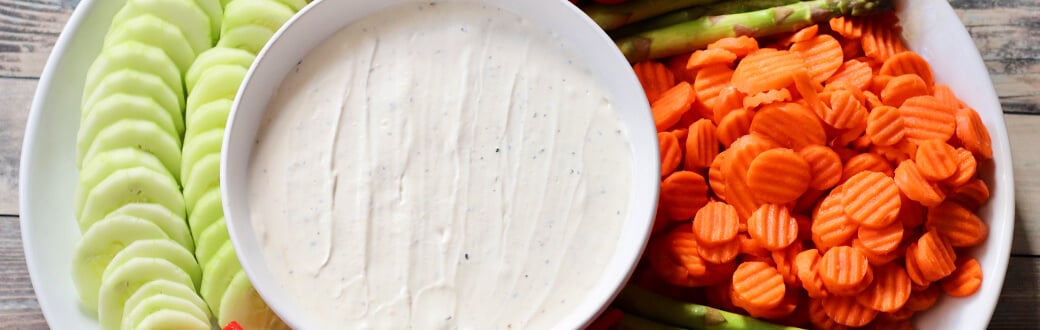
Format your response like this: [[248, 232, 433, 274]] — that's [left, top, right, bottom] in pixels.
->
[[247, 2, 632, 328]]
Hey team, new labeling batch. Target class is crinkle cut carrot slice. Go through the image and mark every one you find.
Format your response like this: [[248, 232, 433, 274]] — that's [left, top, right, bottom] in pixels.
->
[[666, 52, 695, 83], [879, 51, 934, 86], [880, 74, 929, 107], [904, 243, 931, 288], [941, 257, 983, 297], [856, 263, 912, 313], [659, 132, 682, 177], [652, 81, 695, 131], [695, 64, 735, 111], [707, 35, 759, 58], [716, 108, 754, 147], [686, 48, 738, 70], [822, 295, 877, 327], [712, 86, 744, 124], [933, 83, 964, 109], [913, 230, 958, 282], [790, 34, 844, 84], [797, 145, 843, 190], [865, 105, 905, 146], [692, 201, 740, 247], [740, 290, 800, 320], [738, 232, 770, 258], [789, 24, 820, 44], [812, 188, 859, 250], [746, 148, 811, 204], [862, 20, 908, 62], [840, 153, 893, 184], [904, 283, 941, 312], [915, 139, 958, 181], [732, 49, 807, 95], [926, 201, 988, 248], [857, 219, 904, 255], [818, 246, 872, 295], [900, 95, 956, 144], [842, 171, 901, 228], [944, 148, 977, 188], [894, 159, 945, 207], [749, 102, 826, 150], [823, 89, 869, 130], [825, 59, 873, 92], [660, 171, 710, 220], [830, 16, 865, 40], [633, 61, 677, 103], [708, 150, 729, 200], [667, 225, 708, 277], [731, 261, 787, 309], [684, 118, 719, 169], [772, 240, 804, 288], [808, 298, 847, 330], [743, 88, 792, 110], [955, 107, 994, 159], [698, 235, 741, 264], [948, 178, 990, 211], [747, 204, 800, 251], [796, 249, 830, 299], [853, 238, 902, 266]]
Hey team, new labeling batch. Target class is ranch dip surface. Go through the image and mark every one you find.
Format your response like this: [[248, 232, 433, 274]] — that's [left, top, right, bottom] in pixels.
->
[[247, 1, 633, 328]]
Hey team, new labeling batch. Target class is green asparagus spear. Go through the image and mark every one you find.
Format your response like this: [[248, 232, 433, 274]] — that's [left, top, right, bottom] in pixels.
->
[[614, 286, 805, 330], [610, 0, 800, 38], [618, 312, 691, 330], [614, 0, 893, 62], [582, 0, 726, 31]]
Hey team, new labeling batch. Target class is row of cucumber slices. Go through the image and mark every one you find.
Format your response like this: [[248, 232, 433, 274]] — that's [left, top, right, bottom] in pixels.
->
[[70, 0, 304, 328]]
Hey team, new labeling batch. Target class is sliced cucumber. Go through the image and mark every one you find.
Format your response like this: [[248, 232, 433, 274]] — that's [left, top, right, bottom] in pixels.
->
[[193, 217, 228, 266], [199, 241, 242, 316], [78, 94, 180, 164], [103, 239, 202, 291], [102, 14, 197, 74], [185, 47, 254, 92], [186, 64, 246, 119], [181, 127, 224, 187], [190, 0, 223, 43], [188, 188, 224, 240], [98, 257, 195, 330], [122, 279, 210, 326], [219, 270, 289, 330], [183, 99, 231, 142], [220, 0, 293, 36], [71, 216, 168, 312], [270, 0, 305, 12], [78, 165, 185, 230], [123, 294, 210, 330], [134, 309, 211, 330], [78, 119, 182, 179], [216, 24, 275, 55], [107, 203, 194, 251], [81, 69, 184, 136], [110, 0, 213, 54], [83, 41, 183, 112], [74, 148, 171, 220], [183, 153, 220, 214]]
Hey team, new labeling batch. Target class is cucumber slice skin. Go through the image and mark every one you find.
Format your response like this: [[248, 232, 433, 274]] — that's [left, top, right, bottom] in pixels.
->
[[80, 69, 184, 137], [110, 0, 214, 55], [79, 119, 183, 181], [190, 0, 223, 42], [98, 257, 196, 330], [199, 241, 242, 316], [106, 203, 194, 252], [122, 294, 210, 330], [220, 0, 294, 36], [122, 279, 210, 326], [183, 153, 221, 214], [78, 94, 180, 165], [219, 271, 289, 330], [185, 47, 254, 92], [181, 127, 224, 188], [83, 41, 184, 112], [186, 64, 247, 119], [188, 188, 224, 240], [216, 24, 275, 55], [71, 216, 169, 313], [193, 217, 228, 267], [102, 239, 202, 292], [133, 309, 212, 330], [182, 99, 230, 144], [74, 148, 171, 219], [78, 165, 185, 231], [103, 14, 197, 74]]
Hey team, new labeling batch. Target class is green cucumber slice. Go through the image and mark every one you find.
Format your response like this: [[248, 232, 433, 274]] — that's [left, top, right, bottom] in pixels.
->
[[193, 217, 228, 267], [183, 153, 220, 215], [219, 270, 289, 329], [185, 48, 254, 92], [78, 94, 180, 164], [71, 216, 168, 312], [186, 64, 246, 119], [78, 119, 182, 179], [271, 0, 305, 12], [83, 41, 183, 112], [74, 148, 171, 220], [78, 165, 185, 231], [188, 188, 224, 241], [133, 309, 211, 330], [122, 294, 211, 330], [199, 241, 241, 316], [103, 239, 202, 292], [103, 14, 197, 74], [183, 99, 231, 143], [110, 0, 213, 54], [220, 0, 294, 37], [107, 203, 194, 252], [216, 24, 274, 55], [190, 0, 223, 42], [98, 258, 195, 330], [81, 69, 184, 136], [181, 127, 224, 186], [122, 279, 210, 326]]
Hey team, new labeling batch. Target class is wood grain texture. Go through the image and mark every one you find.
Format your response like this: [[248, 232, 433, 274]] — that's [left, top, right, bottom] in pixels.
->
[[0, 78, 34, 215], [0, 216, 44, 330], [0, 0, 72, 78], [1006, 114, 1040, 255], [991, 255, 1040, 329]]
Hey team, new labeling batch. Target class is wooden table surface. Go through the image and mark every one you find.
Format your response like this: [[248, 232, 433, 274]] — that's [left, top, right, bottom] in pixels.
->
[[1, 0, 1038, 328]]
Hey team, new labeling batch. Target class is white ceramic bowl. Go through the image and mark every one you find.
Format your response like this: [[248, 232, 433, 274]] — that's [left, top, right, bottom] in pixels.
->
[[220, 0, 659, 328]]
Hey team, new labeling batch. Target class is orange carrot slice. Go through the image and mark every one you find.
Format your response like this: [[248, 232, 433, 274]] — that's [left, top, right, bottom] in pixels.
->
[[652, 81, 695, 131], [739, 232, 771, 258], [790, 24, 820, 44], [808, 298, 847, 330], [830, 16, 864, 40], [633, 61, 676, 103], [707, 35, 759, 58], [880, 74, 929, 107], [926, 201, 988, 248], [692, 201, 740, 247], [853, 238, 902, 266], [862, 21, 908, 62], [667, 52, 695, 83], [712, 86, 745, 124], [913, 230, 957, 282], [747, 204, 800, 251], [941, 258, 983, 297], [823, 89, 869, 129], [857, 219, 904, 255], [955, 107, 994, 159], [944, 148, 977, 188], [716, 108, 754, 147], [900, 95, 957, 144], [856, 263, 912, 313], [709, 150, 729, 200], [822, 295, 877, 327], [746, 149, 811, 204], [790, 34, 844, 84], [732, 261, 787, 309], [825, 59, 873, 92], [842, 171, 901, 228], [812, 188, 859, 250], [915, 139, 958, 181], [933, 83, 963, 109], [818, 246, 872, 295], [879, 51, 934, 86], [865, 105, 905, 146], [647, 231, 698, 286], [840, 153, 893, 184], [659, 132, 682, 177], [772, 241, 804, 287], [695, 64, 735, 111], [797, 145, 843, 190], [750, 102, 826, 150], [698, 236, 741, 264], [686, 48, 738, 70], [732, 49, 806, 95], [684, 119, 719, 169], [666, 225, 708, 278], [796, 249, 830, 299], [660, 171, 710, 220], [948, 178, 990, 211], [904, 243, 931, 288], [743, 88, 792, 110], [905, 284, 941, 312], [894, 159, 945, 207]]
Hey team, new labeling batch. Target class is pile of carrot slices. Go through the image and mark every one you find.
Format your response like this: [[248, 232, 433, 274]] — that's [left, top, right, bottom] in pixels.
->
[[634, 11, 993, 329]]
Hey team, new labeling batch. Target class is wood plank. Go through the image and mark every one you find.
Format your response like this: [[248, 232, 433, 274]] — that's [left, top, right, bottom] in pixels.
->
[[1006, 113, 1040, 256], [990, 255, 1040, 329], [0, 77, 35, 215], [0, 216, 44, 330], [0, 0, 71, 78]]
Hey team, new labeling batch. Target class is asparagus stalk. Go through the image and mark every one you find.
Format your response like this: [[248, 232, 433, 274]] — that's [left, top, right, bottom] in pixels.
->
[[613, 286, 805, 330], [582, 0, 726, 31], [618, 312, 692, 330], [615, 0, 893, 62], [610, 0, 800, 38]]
